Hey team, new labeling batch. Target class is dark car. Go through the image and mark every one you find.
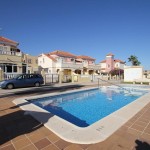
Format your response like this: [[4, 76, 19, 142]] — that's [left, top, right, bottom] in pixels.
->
[[0, 74, 44, 89]]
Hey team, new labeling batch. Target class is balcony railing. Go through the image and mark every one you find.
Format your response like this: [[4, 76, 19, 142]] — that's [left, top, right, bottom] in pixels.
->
[[0, 50, 22, 56], [61, 63, 84, 69], [58, 62, 100, 70], [87, 64, 100, 70]]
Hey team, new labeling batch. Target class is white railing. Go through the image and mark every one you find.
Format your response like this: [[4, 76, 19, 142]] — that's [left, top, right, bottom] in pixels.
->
[[4, 73, 21, 80], [88, 65, 100, 70], [59, 63, 100, 70], [0, 50, 22, 56], [61, 63, 84, 69]]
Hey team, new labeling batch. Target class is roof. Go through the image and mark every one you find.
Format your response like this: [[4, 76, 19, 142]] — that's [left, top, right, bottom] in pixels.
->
[[76, 55, 95, 60], [49, 50, 76, 58], [0, 36, 18, 45], [100, 60, 106, 63], [114, 59, 125, 63], [100, 59, 125, 64], [75, 58, 83, 61], [45, 54, 57, 62], [106, 53, 114, 56]]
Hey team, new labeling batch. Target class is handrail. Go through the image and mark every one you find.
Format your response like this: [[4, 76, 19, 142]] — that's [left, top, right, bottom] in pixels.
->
[[97, 78, 132, 93]]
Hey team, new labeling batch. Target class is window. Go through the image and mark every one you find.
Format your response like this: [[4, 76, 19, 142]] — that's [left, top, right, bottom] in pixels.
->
[[7, 66, 12, 73], [13, 66, 17, 72], [43, 58, 45, 63]]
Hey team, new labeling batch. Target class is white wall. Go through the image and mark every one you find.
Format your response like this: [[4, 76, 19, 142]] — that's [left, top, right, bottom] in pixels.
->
[[114, 62, 124, 69], [100, 63, 106, 68], [38, 54, 57, 73], [124, 66, 143, 82]]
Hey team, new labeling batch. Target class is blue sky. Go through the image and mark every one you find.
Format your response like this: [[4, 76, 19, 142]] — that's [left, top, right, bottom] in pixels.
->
[[0, 0, 150, 69]]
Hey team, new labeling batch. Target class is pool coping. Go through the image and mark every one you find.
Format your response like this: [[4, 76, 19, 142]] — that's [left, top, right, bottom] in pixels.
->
[[13, 86, 150, 144]]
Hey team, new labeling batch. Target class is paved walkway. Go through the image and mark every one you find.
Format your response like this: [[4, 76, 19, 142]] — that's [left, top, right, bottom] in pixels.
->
[[0, 83, 150, 150]]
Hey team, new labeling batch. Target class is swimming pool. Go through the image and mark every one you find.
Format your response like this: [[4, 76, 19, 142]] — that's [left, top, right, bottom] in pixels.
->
[[13, 86, 150, 144], [28, 87, 147, 127]]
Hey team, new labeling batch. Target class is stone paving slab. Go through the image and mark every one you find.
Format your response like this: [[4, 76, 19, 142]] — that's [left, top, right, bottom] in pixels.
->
[[0, 84, 150, 150]]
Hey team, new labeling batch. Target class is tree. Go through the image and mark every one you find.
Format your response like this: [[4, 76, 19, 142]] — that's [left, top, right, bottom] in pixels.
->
[[128, 55, 141, 66], [109, 69, 124, 76]]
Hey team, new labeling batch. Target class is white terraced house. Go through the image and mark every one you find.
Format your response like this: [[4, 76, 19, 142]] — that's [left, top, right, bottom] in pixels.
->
[[38, 50, 100, 76]]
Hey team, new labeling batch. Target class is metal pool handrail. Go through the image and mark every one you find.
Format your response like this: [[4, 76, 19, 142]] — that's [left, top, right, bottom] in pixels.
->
[[97, 78, 132, 93]]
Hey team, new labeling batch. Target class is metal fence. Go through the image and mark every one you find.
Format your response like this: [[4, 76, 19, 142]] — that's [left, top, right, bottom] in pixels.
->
[[44, 74, 59, 84], [4, 73, 21, 80]]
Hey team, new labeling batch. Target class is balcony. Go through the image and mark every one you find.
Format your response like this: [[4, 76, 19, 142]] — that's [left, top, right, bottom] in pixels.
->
[[0, 50, 22, 56], [87, 64, 100, 70], [59, 62, 84, 70], [57, 62, 100, 70]]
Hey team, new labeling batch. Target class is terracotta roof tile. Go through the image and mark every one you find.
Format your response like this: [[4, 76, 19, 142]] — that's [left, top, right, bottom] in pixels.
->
[[100, 60, 106, 63], [0, 36, 18, 45], [106, 53, 114, 56], [100, 59, 125, 64], [76, 55, 95, 60], [49, 50, 76, 58], [114, 59, 125, 63], [45, 54, 57, 62]]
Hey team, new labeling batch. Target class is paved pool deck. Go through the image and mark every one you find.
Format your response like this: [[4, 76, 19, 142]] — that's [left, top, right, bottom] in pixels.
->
[[0, 82, 150, 150]]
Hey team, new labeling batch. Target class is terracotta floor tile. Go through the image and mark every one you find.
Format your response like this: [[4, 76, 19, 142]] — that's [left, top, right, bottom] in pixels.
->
[[115, 127, 128, 137], [21, 144, 37, 150], [0, 144, 15, 150], [47, 133, 61, 143], [65, 144, 83, 150], [127, 128, 142, 137], [140, 133, 150, 143], [130, 124, 145, 132], [0, 140, 11, 148], [115, 136, 136, 149], [104, 134, 120, 144], [134, 120, 148, 127], [110, 144, 129, 150], [147, 124, 150, 129], [129, 118, 137, 123], [119, 125, 129, 131], [25, 128, 40, 137], [133, 114, 141, 120], [141, 116, 150, 121], [38, 126, 53, 136], [42, 144, 60, 150], [78, 144, 91, 149], [138, 118, 149, 123], [85, 142, 105, 150], [0, 87, 150, 150], [11, 134, 26, 142], [34, 138, 51, 150], [124, 121, 134, 127], [143, 128, 150, 134], [28, 131, 46, 143], [54, 139, 71, 150], [13, 137, 31, 150]]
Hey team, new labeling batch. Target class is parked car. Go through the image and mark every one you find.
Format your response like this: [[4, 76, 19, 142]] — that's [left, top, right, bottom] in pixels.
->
[[0, 74, 44, 89]]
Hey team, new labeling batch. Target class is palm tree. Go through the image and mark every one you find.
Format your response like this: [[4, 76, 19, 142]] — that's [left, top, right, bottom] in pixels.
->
[[128, 55, 141, 66]]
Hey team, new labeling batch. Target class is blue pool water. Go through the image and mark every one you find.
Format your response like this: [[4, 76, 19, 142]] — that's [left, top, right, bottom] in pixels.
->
[[29, 87, 147, 127]]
